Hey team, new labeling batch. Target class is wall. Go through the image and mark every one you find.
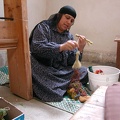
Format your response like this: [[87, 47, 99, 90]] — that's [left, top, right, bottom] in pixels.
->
[[27, 0, 47, 35], [46, 0, 120, 66]]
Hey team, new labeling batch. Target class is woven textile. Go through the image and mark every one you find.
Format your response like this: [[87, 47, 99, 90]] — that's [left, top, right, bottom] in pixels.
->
[[45, 86, 91, 114], [0, 66, 9, 85], [46, 95, 83, 114]]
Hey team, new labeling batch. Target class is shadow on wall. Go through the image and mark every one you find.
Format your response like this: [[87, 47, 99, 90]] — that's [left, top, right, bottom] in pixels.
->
[[0, 50, 116, 67], [83, 50, 116, 67]]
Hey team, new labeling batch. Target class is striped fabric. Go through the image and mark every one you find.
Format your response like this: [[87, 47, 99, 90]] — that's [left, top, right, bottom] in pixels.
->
[[104, 82, 120, 120]]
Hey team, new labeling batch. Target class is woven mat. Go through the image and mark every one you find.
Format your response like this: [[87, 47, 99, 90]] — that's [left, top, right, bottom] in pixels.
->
[[0, 66, 9, 85], [45, 86, 91, 114], [45, 95, 83, 114]]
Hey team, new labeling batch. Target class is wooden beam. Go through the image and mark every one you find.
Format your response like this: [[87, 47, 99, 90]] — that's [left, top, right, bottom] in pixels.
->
[[0, 39, 18, 49], [3, 0, 33, 100], [0, 21, 16, 39], [115, 39, 120, 69]]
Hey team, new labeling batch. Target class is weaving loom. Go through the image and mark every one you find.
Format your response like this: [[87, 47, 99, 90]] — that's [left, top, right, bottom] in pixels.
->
[[0, 0, 32, 100]]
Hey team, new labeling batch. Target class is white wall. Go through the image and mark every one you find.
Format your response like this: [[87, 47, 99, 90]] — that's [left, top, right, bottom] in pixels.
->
[[46, 0, 120, 65], [27, 0, 47, 35], [46, 0, 120, 52]]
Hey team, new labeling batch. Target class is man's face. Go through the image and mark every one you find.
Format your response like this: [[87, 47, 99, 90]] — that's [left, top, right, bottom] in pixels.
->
[[57, 14, 75, 33]]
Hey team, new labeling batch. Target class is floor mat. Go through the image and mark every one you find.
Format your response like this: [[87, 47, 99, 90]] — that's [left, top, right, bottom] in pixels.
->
[[45, 95, 83, 114], [0, 66, 9, 85], [45, 86, 91, 114]]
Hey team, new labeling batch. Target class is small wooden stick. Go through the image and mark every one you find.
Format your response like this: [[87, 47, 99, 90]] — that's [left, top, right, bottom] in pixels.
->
[[75, 34, 93, 45]]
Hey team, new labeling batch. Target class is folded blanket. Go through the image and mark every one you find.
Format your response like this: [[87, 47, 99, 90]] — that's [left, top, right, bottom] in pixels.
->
[[104, 82, 120, 120]]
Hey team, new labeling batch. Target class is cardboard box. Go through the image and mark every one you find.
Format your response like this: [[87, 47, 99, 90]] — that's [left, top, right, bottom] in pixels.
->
[[0, 97, 24, 120]]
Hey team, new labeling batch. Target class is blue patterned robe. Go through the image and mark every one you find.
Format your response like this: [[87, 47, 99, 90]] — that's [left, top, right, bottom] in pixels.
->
[[30, 19, 88, 102]]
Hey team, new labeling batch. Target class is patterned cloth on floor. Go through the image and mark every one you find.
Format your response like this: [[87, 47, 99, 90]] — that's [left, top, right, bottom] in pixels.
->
[[45, 95, 83, 114], [45, 86, 91, 114], [0, 66, 9, 85]]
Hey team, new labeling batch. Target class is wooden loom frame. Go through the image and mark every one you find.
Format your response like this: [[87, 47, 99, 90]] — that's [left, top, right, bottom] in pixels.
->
[[0, 0, 32, 100]]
